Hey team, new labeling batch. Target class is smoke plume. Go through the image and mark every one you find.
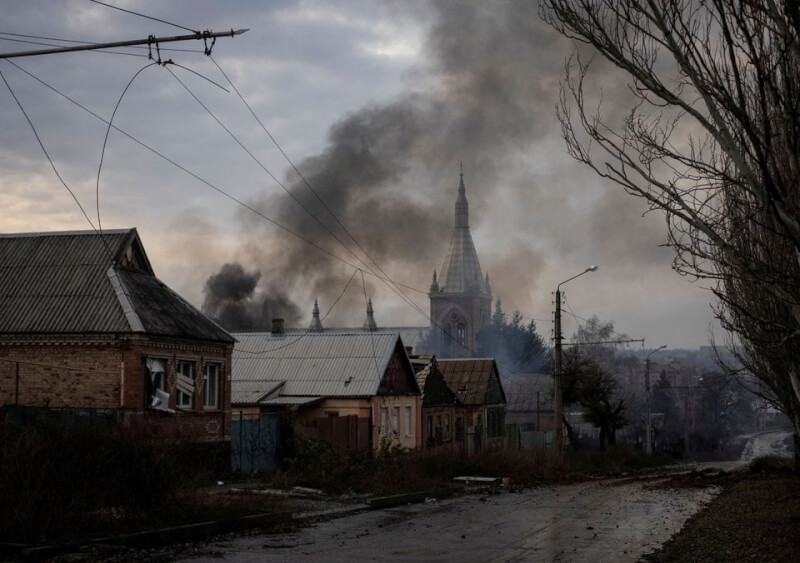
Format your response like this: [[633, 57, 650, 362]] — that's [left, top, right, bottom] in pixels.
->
[[203, 0, 657, 330], [202, 262, 301, 331]]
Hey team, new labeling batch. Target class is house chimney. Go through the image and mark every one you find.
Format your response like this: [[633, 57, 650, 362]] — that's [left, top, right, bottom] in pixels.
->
[[271, 318, 285, 335], [405, 346, 413, 356]]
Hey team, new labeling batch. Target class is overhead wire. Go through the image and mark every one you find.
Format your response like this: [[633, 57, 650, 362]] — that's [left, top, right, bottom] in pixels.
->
[[2, 59, 375, 276], [5, 51, 548, 401], [87, 0, 199, 34], [0, 65, 115, 261], [96, 62, 158, 243], [235, 267, 360, 355], [164, 65, 383, 282], [208, 55, 444, 338], [210, 57, 554, 356]]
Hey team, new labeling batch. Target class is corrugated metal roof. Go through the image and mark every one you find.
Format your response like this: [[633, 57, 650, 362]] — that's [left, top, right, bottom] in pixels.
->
[[0, 229, 233, 343], [437, 358, 498, 406], [231, 380, 284, 405], [231, 331, 401, 401], [260, 396, 322, 406], [503, 373, 553, 411], [117, 270, 233, 342], [0, 230, 133, 333]]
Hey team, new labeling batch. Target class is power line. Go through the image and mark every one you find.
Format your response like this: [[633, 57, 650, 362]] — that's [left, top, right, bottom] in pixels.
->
[[96, 63, 157, 243], [5, 56, 548, 390], [164, 65, 383, 282], [234, 268, 360, 355], [209, 56, 444, 344], [88, 0, 198, 34], [0, 65, 115, 262], [2, 59, 374, 276]]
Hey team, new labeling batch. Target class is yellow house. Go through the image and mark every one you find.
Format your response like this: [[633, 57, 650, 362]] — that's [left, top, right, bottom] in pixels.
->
[[231, 328, 421, 451]]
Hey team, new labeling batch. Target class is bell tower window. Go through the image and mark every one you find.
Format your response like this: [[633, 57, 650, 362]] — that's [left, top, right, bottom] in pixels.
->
[[456, 323, 466, 346]]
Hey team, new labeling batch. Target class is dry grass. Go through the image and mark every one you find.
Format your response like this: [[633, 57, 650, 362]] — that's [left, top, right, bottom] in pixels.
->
[[645, 458, 800, 562]]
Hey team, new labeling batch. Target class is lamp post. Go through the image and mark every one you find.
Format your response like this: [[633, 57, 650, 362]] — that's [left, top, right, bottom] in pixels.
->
[[554, 265, 598, 451], [644, 345, 667, 454]]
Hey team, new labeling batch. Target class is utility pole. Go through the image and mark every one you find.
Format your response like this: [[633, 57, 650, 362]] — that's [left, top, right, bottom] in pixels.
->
[[553, 265, 598, 452], [645, 357, 652, 454], [554, 287, 563, 450], [0, 29, 248, 59], [645, 345, 667, 454]]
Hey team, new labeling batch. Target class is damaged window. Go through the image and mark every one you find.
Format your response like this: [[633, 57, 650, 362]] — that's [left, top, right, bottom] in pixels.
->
[[379, 407, 388, 434], [487, 408, 505, 438], [146, 357, 168, 410], [203, 363, 220, 409], [176, 360, 195, 409]]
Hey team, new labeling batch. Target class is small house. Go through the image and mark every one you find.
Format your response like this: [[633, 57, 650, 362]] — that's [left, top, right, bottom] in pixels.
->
[[231, 326, 421, 451], [0, 229, 235, 445]]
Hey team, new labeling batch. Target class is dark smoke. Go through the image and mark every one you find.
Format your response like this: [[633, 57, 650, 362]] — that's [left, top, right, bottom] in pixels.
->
[[204, 0, 655, 328], [202, 262, 301, 331]]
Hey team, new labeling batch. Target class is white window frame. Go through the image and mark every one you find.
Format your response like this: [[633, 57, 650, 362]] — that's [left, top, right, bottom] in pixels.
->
[[404, 406, 412, 437], [203, 363, 220, 409], [176, 360, 195, 409]]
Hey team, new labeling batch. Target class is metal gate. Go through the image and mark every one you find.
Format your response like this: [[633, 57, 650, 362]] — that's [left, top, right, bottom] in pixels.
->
[[231, 412, 279, 472]]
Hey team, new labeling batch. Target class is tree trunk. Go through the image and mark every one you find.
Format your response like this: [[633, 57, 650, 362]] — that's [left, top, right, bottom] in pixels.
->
[[563, 416, 579, 451], [608, 428, 617, 446], [793, 415, 800, 473], [599, 426, 607, 451]]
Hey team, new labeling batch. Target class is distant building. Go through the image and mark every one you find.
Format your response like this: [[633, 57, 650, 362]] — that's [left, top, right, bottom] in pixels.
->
[[0, 228, 235, 444], [415, 356, 507, 454], [428, 171, 492, 357]]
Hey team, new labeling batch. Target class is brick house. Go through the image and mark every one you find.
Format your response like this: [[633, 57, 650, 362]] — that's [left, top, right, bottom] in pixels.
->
[[0, 229, 235, 442], [232, 327, 421, 451]]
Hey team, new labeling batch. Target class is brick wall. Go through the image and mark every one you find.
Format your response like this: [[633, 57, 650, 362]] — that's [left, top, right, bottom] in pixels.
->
[[0, 337, 123, 408], [0, 334, 233, 441]]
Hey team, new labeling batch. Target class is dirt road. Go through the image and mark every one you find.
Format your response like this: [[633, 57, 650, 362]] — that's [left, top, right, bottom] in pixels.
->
[[178, 479, 717, 562]]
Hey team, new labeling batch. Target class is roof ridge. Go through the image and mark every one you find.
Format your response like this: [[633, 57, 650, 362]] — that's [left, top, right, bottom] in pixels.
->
[[0, 228, 134, 238]]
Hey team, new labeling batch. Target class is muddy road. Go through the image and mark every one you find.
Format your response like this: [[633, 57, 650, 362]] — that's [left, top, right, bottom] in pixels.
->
[[178, 478, 717, 562]]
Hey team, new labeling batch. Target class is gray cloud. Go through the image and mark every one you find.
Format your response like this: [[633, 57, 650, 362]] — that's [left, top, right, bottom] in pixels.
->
[[0, 0, 719, 346]]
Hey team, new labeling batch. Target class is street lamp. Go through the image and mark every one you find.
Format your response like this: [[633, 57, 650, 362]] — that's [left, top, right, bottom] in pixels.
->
[[553, 265, 598, 451], [644, 345, 667, 454]]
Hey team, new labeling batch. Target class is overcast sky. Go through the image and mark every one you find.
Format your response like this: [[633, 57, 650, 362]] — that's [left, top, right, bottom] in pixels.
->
[[0, 0, 721, 348]]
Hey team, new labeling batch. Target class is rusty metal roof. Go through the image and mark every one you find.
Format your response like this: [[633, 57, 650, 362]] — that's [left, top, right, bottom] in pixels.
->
[[0, 229, 232, 342], [231, 331, 405, 403], [503, 373, 553, 411], [437, 358, 504, 406]]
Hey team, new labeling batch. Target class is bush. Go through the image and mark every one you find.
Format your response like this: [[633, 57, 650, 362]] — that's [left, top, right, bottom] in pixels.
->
[[0, 417, 210, 543]]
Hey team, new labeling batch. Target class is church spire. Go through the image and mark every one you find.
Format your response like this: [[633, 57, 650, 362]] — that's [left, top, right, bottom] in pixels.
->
[[309, 298, 323, 332], [363, 298, 377, 331], [455, 163, 469, 228]]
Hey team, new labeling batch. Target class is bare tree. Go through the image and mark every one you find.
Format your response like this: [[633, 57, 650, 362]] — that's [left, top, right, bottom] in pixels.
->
[[561, 316, 630, 450], [541, 0, 800, 455]]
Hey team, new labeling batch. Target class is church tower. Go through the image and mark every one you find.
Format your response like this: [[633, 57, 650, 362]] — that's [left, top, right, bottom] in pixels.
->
[[429, 169, 491, 357]]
